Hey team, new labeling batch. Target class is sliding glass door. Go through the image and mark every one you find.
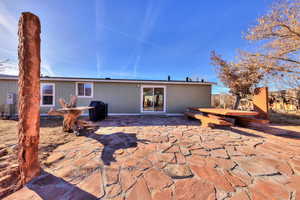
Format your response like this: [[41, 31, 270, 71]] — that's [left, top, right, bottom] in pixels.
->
[[141, 86, 166, 112]]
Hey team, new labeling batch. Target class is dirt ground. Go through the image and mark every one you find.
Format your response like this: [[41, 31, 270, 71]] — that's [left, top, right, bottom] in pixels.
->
[[0, 117, 78, 198]]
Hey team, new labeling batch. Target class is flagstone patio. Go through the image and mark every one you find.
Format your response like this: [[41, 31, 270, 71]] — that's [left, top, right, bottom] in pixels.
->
[[4, 116, 300, 200]]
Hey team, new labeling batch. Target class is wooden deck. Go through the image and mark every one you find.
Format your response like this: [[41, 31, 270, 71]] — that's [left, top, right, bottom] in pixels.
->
[[188, 107, 259, 116]]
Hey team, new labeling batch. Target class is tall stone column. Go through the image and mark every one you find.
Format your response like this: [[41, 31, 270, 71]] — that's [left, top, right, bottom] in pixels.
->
[[18, 12, 41, 184]]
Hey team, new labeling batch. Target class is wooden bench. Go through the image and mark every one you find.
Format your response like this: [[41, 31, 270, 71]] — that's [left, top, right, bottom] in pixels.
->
[[185, 111, 233, 128]]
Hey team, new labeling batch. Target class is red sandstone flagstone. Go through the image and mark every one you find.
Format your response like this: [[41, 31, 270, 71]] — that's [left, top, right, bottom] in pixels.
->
[[105, 167, 120, 186], [235, 146, 257, 156], [186, 155, 216, 168], [127, 177, 152, 200], [289, 158, 300, 174], [144, 168, 173, 191], [162, 144, 181, 153], [202, 142, 224, 150], [190, 165, 235, 192], [211, 157, 236, 170], [229, 191, 250, 200], [285, 175, 300, 191], [190, 148, 210, 156], [77, 171, 105, 198], [4, 116, 300, 200], [175, 153, 186, 164], [225, 146, 244, 157], [223, 170, 246, 187], [119, 169, 139, 192], [180, 146, 191, 156], [3, 187, 42, 200], [152, 188, 172, 200], [210, 149, 229, 159], [230, 167, 253, 186], [258, 157, 293, 176], [249, 179, 290, 200], [233, 157, 279, 176], [174, 178, 215, 200], [44, 152, 65, 165], [106, 183, 122, 199]]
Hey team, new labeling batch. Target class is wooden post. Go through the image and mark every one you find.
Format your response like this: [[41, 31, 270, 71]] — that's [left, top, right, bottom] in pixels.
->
[[253, 87, 269, 119], [18, 12, 41, 184]]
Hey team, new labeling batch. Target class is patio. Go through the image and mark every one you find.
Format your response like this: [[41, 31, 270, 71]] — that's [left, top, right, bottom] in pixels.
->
[[5, 116, 300, 200]]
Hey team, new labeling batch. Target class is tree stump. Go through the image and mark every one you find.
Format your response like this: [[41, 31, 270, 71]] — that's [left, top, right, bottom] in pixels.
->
[[18, 12, 41, 185], [48, 96, 85, 134]]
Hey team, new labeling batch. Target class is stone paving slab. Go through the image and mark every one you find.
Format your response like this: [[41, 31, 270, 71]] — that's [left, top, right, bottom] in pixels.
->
[[4, 116, 300, 200]]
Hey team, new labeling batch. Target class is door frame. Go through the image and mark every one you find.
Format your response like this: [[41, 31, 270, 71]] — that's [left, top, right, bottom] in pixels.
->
[[140, 85, 167, 113]]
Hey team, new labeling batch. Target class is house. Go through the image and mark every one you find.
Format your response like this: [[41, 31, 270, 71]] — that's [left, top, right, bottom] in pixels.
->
[[0, 74, 214, 116]]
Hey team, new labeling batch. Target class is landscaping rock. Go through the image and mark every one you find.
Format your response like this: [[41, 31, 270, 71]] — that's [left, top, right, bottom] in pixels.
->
[[163, 164, 193, 179]]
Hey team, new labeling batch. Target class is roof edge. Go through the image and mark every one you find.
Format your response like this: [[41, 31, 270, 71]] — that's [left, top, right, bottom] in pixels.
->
[[0, 75, 216, 85]]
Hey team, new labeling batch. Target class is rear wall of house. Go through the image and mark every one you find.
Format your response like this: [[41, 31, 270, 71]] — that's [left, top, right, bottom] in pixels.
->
[[0, 80, 211, 115]]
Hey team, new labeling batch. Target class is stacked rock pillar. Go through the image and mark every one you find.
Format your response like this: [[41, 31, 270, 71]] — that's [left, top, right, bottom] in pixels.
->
[[18, 12, 41, 184]]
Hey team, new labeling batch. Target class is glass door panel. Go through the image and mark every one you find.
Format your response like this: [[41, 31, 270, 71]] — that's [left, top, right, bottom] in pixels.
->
[[143, 88, 154, 111], [142, 87, 165, 112], [154, 88, 164, 111]]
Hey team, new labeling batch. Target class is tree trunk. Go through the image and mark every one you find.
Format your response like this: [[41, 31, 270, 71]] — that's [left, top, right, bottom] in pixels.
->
[[233, 95, 241, 110], [18, 12, 41, 185]]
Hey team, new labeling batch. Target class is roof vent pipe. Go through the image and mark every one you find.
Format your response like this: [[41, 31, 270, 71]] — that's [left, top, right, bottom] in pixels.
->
[[186, 77, 189, 82], [168, 75, 171, 81]]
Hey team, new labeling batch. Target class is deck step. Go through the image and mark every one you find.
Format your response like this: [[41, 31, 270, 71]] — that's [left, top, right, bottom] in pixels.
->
[[185, 111, 233, 127]]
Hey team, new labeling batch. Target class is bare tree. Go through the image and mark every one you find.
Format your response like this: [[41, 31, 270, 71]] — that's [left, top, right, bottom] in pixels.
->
[[211, 51, 264, 109], [245, 0, 300, 86]]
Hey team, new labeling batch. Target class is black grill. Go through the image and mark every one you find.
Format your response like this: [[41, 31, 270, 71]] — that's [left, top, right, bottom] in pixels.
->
[[89, 101, 108, 121]]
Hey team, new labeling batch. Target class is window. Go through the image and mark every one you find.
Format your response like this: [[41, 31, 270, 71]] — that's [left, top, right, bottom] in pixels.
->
[[41, 83, 55, 106], [76, 82, 93, 97]]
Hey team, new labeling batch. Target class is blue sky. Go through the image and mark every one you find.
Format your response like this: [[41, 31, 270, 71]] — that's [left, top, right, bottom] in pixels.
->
[[0, 0, 272, 93]]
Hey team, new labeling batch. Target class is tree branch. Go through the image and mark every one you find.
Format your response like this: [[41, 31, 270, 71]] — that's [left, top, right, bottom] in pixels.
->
[[278, 23, 300, 39], [251, 53, 300, 65]]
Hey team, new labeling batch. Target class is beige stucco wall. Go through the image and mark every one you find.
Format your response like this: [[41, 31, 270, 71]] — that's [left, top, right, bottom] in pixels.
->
[[0, 79, 211, 115], [166, 84, 211, 113]]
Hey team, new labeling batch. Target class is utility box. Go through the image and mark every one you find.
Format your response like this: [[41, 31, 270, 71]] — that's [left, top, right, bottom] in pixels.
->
[[4, 93, 16, 118]]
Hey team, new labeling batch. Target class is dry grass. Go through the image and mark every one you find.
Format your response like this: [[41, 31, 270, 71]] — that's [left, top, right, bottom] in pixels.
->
[[269, 111, 300, 125], [0, 118, 78, 198]]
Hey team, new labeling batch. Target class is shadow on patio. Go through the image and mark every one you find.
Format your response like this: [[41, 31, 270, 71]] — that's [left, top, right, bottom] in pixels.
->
[[93, 116, 199, 128], [5, 171, 99, 200], [85, 131, 150, 165], [222, 125, 300, 140]]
